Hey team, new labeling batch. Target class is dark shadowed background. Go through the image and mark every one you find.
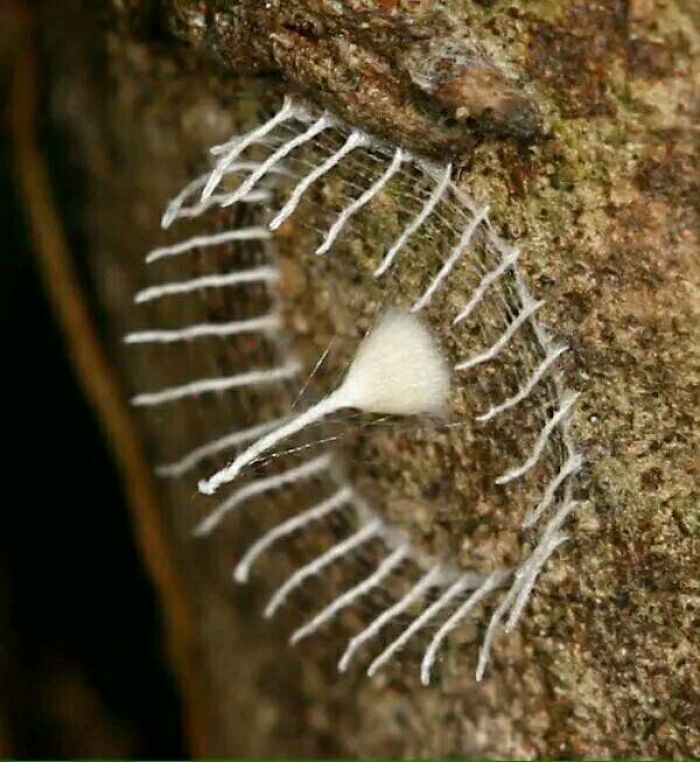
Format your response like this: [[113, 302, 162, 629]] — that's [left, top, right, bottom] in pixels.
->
[[1, 2, 185, 755]]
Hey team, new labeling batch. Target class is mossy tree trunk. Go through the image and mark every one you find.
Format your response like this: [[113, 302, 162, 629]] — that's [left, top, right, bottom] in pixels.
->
[[16, 0, 698, 757]]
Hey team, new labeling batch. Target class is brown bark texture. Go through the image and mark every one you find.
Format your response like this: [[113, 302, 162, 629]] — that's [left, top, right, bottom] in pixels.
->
[[14, 0, 699, 758]]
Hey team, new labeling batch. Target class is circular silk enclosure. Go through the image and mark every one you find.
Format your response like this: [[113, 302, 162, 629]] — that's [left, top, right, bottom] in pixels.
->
[[126, 96, 581, 684]]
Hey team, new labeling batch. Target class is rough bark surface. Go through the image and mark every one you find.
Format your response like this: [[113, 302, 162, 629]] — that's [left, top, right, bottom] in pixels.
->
[[25, 0, 699, 758]]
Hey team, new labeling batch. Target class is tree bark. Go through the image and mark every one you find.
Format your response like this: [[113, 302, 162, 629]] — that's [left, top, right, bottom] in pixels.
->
[[17, 0, 699, 757]]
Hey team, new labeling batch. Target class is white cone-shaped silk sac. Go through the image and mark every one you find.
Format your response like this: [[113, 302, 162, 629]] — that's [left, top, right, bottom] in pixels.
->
[[340, 308, 450, 417], [198, 308, 450, 494]]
